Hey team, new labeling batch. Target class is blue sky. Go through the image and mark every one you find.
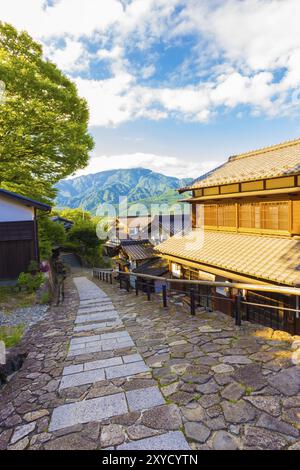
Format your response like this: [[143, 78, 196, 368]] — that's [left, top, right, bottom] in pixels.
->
[[2, 0, 300, 178]]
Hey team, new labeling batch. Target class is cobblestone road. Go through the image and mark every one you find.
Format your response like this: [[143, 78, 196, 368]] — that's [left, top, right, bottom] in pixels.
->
[[0, 273, 299, 450]]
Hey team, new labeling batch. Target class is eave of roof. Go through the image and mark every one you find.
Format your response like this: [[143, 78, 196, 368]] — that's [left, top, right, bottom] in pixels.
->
[[179, 137, 300, 193], [155, 229, 300, 286], [179, 186, 300, 203], [120, 239, 158, 261], [0, 189, 51, 211]]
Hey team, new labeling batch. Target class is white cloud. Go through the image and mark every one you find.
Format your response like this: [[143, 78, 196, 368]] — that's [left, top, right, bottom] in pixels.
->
[[0, 0, 123, 38], [44, 38, 91, 72], [141, 64, 156, 79], [71, 152, 221, 179], [2, 0, 300, 125]]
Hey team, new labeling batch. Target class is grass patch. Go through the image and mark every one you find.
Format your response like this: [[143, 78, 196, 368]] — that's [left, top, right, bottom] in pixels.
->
[[0, 286, 36, 313], [0, 324, 24, 348]]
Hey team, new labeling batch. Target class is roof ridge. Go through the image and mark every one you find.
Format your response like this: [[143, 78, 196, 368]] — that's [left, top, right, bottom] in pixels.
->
[[229, 137, 300, 161]]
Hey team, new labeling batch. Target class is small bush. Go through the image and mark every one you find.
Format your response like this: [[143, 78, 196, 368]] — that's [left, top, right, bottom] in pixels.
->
[[39, 291, 50, 304], [27, 260, 39, 274], [0, 325, 24, 348], [17, 272, 44, 293]]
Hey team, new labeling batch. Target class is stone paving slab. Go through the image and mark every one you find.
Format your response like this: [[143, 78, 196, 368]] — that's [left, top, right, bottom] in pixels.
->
[[101, 338, 135, 351], [49, 393, 128, 431], [74, 320, 123, 332], [70, 331, 131, 347], [63, 353, 144, 376], [105, 361, 149, 379], [63, 364, 84, 375], [60, 368, 105, 389], [70, 330, 130, 344], [78, 304, 115, 314], [83, 356, 123, 371], [117, 431, 190, 450], [67, 338, 135, 357], [123, 353, 143, 363], [126, 386, 165, 411], [79, 298, 109, 306], [60, 356, 150, 390], [75, 311, 119, 324]]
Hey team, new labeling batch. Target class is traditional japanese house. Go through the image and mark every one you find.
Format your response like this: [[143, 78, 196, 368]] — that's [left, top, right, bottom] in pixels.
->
[[106, 215, 152, 241], [107, 239, 158, 272], [155, 138, 300, 334], [141, 213, 191, 245], [0, 189, 51, 279], [104, 238, 166, 292]]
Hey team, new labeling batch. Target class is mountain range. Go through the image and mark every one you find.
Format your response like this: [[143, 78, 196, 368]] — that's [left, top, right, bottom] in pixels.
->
[[55, 168, 193, 213]]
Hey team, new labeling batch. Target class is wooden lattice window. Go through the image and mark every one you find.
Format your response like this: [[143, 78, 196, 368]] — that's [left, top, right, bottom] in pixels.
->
[[217, 204, 236, 227], [261, 202, 289, 230], [239, 203, 260, 228], [239, 202, 289, 230], [204, 205, 217, 226]]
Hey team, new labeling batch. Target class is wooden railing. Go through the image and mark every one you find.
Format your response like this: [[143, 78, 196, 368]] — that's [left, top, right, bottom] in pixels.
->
[[92, 267, 300, 333]]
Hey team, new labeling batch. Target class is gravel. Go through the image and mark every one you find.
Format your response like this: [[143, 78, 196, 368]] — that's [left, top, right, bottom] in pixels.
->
[[0, 304, 49, 332]]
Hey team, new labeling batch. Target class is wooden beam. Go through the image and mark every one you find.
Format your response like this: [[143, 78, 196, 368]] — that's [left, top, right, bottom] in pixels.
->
[[180, 186, 300, 203]]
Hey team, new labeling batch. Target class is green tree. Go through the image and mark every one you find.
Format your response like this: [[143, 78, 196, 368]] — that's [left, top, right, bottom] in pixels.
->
[[38, 215, 66, 260], [66, 220, 109, 267], [0, 23, 94, 202], [67, 221, 99, 249], [53, 207, 93, 225]]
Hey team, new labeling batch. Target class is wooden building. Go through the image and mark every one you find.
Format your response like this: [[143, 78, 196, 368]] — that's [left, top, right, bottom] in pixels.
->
[[141, 213, 191, 245], [109, 239, 158, 272], [0, 189, 51, 279], [155, 138, 300, 334], [106, 215, 152, 241]]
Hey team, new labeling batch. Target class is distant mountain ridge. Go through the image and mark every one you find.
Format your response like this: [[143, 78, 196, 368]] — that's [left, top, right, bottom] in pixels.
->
[[55, 167, 192, 213]]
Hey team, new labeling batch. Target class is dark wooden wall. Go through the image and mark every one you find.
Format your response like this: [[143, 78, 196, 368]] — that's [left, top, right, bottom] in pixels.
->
[[0, 221, 37, 279]]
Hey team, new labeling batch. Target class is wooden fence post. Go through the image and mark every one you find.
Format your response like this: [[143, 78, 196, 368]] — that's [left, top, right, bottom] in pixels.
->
[[190, 288, 195, 315], [146, 280, 151, 301], [235, 292, 242, 326], [162, 284, 167, 308], [135, 278, 139, 296]]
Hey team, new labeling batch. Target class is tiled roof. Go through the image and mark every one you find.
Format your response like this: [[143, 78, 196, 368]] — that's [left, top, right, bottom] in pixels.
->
[[182, 138, 300, 191], [155, 230, 300, 286], [120, 240, 158, 261], [132, 258, 169, 276], [141, 214, 191, 238]]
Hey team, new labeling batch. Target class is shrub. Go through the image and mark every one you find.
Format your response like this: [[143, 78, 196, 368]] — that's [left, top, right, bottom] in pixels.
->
[[0, 325, 24, 348], [39, 291, 50, 304], [27, 260, 39, 274], [38, 215, 66, 260], [17, 272, 44, 293]]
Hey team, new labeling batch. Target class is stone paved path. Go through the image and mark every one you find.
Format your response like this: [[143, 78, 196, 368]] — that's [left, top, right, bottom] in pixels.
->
[[0, 273, 299, 450], [46, 276, 189, 449]]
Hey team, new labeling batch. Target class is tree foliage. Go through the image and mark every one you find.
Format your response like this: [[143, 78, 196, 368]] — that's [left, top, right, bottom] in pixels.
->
[[0, 22, 94, 202], [38, 215, 66, 260], [52, 207, 93, 225], [66, 218, 109, 268]]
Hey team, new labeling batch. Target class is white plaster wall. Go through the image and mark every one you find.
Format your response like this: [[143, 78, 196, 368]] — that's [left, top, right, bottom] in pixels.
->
[[0, 195, 34, 222]]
